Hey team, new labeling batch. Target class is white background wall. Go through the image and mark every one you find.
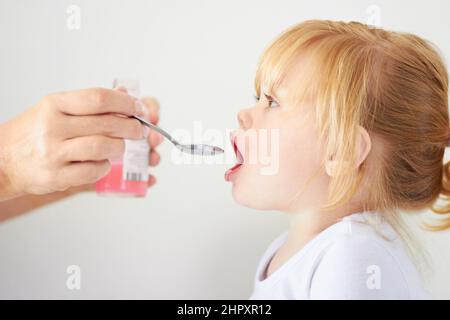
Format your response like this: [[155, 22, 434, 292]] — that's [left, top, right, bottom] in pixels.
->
[[0, 0, 449, 299]]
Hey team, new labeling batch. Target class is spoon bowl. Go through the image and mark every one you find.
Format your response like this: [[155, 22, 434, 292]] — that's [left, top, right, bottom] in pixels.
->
[[131, 115, 224, 156]]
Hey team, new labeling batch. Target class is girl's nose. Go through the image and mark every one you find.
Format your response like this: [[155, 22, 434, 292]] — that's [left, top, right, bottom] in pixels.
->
[[237, 108, 252, 130]]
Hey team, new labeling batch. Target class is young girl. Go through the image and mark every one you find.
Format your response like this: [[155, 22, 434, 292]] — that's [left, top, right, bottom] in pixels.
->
[[225, 20, 449, 299]]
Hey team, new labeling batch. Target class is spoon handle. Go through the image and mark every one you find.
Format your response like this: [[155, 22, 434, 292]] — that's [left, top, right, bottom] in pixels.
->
[[131, 115, 179, 146], [131, 115, 224, 156]]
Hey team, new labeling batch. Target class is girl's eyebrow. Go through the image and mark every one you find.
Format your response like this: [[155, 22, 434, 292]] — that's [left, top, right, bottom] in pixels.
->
[[262, 84, 283, 101], [271, 86, 289, 101], [264, 90, 280, 101]]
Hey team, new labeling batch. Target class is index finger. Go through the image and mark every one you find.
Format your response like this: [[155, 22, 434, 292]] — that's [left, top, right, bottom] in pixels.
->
[[54, 87, 143, 116]]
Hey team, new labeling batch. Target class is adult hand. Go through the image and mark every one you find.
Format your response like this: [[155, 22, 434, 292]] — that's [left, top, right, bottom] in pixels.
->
[[0, 88, 162, 201]]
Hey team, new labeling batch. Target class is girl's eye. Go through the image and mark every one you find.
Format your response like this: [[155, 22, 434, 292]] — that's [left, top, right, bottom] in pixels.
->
[[253, 94, 260, 102], [264, 93, 280, 109], [267, 99, 280, 108]]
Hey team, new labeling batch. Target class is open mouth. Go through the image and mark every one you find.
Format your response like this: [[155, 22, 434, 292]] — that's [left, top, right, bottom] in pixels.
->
[[224, 135, 244, 182]]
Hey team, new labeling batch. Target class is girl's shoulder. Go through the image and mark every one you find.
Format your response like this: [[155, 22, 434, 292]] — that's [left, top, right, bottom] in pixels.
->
[[309, 212, 431, 299]]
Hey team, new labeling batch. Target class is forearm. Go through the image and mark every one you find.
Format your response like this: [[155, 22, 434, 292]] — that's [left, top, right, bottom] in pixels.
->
[[0, 193, 65, 222], [0, 185, 91, 223]]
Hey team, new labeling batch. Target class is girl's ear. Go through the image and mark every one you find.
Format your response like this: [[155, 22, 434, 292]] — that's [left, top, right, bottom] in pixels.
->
[[325, 125, 372, 177], [355, 125, 372, 169], [325, 155, 337, 177]]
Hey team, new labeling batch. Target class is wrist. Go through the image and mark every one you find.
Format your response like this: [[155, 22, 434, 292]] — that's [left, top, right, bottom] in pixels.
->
[[0, 122, 24, 201]]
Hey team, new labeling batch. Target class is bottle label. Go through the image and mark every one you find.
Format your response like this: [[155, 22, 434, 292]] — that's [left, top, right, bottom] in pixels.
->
[[122, 139, 149, 181]]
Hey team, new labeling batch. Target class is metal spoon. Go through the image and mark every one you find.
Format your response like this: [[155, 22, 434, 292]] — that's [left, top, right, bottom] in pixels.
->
[[131, 115, 224, 156]]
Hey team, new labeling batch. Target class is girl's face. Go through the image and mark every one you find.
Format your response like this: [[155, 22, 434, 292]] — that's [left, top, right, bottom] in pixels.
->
[[225, 61, 331, 212]]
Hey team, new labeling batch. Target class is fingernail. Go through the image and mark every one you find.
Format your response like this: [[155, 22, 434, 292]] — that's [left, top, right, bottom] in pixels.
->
[[135, 99, 145, 115]]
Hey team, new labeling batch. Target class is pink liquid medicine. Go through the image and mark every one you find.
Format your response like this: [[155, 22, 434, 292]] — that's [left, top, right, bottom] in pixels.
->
[[96, 79, 149, 197]]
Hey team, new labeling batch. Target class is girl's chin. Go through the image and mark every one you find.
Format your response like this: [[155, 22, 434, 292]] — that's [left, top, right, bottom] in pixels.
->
[[231, 185, 277, 211]]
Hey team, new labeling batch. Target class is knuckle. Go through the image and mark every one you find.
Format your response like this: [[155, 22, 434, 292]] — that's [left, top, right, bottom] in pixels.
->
[[39, 93, 58, 110], [40, 112, 58, 135], [143, 96, 160, 109], [88, 161, 110, 182], [36, 105, 61, 137], [113, 139, 125, 157], [131, 119, 143, 138], [83, 165, 98, 182], [40, 170, 59, 190], [100, 138, 123, 159], [37, 136, 55, 160], [37, 96, 60, 122], [120, 119, 142, 139], [103, 115, 121, 135], [90, 137, 106, 157], [105, 117, 142, 139], [54, 181, 69, 192], [91, 137, 123, 160], [90, 88, 109, 107]]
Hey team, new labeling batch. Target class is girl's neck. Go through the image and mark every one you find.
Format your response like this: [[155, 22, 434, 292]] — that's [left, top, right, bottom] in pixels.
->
[[286, 205, 364, 249]]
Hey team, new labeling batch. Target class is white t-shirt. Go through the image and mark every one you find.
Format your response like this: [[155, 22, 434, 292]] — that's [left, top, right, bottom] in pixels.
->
[[249, 211, 432, 299]]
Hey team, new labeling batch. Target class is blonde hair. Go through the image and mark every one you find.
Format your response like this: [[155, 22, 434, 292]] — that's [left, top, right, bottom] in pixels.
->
[[255, 20, 450, 234]]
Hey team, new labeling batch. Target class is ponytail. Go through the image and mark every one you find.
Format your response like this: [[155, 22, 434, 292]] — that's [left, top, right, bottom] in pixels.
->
[[428, 150, 450, 230]]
